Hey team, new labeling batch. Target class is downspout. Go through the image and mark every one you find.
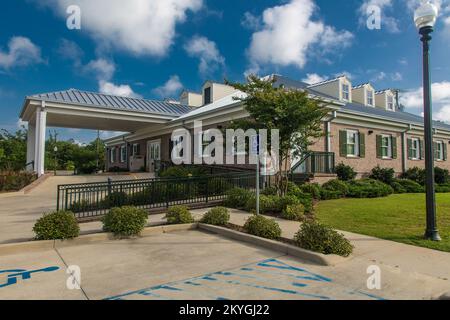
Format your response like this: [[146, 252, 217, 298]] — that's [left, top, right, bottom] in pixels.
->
[[402, 124, 413, 174]]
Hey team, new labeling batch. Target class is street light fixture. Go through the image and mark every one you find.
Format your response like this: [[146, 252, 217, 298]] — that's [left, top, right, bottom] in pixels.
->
[[414, 0, 441, 241], [53, 146, 58, 176]]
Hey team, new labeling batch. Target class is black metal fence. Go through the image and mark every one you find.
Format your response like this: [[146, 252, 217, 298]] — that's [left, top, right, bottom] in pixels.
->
[[57, 172, 257, 219]]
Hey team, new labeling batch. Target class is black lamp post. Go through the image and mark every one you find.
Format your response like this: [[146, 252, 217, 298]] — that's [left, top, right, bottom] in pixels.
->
[[414, 0, 441, 241]]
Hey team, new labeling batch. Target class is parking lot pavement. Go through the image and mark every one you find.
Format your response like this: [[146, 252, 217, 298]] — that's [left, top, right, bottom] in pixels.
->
[[0, 230, 448, 300]]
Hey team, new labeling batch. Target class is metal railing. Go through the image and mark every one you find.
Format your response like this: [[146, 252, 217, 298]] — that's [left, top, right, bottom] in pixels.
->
[[291, 152, 336, 175], [57, 172, 256, 219]]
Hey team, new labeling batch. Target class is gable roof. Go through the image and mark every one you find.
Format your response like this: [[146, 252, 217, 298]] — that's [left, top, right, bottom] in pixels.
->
[[27, 89, 192, 117]]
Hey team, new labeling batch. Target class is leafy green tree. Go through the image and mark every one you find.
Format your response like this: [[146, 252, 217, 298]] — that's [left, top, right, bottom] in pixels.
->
[[227, 75, 330, 194], [0, 128, 27, 171]]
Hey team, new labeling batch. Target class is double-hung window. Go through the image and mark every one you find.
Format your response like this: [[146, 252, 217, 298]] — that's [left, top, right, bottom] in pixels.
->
[[367, 90, 374, 106], [381, 135, 392, 159], [110, 148, 115, 164], [346, 130, 359, 157], [120, 146, 126, 163], [435, 141, 444, 161], [410, 138, 420, 160], [342, 84, 350, 101], [132, 144, 140, 157], [387, 95, 394, 111]]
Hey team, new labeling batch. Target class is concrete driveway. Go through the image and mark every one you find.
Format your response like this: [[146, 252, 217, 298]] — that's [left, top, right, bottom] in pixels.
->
[[1, 229, 447, 300], [0, 174, 154, 244]]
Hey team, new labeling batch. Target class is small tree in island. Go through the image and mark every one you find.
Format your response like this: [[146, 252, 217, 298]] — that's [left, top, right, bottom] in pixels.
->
[[227, 75, 330, 194]]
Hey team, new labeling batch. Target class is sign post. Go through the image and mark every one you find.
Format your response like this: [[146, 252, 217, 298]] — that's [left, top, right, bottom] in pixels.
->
[[252, 135, 260, 215]]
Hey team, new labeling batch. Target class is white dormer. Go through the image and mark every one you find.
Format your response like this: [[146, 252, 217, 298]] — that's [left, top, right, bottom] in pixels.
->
[[375, 89, 396, 112], [352, 83, 376, 107], [202, 81, 238, 106], [180, 91, 202, 108], [307, 75, 352, 103]]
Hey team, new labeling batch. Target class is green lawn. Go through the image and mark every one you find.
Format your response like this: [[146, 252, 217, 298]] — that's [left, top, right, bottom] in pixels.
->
[[315, 193, 450, 252]]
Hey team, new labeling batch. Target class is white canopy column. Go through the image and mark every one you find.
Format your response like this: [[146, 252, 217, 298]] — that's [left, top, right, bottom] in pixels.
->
[[26, 122, 36, 172], [34, 102, 47, 177]]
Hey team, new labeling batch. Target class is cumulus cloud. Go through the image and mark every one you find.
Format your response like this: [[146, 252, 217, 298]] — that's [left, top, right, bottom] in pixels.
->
[[184, 36, 225, 76], [99, 80, 142, 98], [400, 81, 450, 122], [241, 12, 261, 30], [56, 38, 84, 65], [152, 75, 184, 97], [38, 0, 203, 57], [246, 0, 353, 71], [302, 73, 327, 85], [83, 58, 116, 81], [0, 36, 43, 69]]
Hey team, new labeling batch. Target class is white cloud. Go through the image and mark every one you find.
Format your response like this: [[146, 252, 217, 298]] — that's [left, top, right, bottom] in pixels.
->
[[99, 80, 142, 98], [38, 0, 203, 57], [152, 75, 183, 97], [391, 72, 403, 81], [84, 58, 116, 81], [302, 73, 327, 85], [0, 36, 43, 69], [57, 39, 84, 66], [246, 0, 353, 70], [184, 36, 225, 76], [241, 12, 261, 30]]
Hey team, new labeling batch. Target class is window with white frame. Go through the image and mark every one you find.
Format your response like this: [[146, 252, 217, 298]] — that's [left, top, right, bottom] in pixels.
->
[[387, 95, 394, 111], [381, 135, 392, 159], [120, 146, 126, 163], [346, 130, 359, 157], [132, 144, 140, 157], [410, 138, 420, 160], [342, 84, 350, 101], [435, 141, 444, 161], [110, 148, 115, 163], [367, 90, 374, 106]]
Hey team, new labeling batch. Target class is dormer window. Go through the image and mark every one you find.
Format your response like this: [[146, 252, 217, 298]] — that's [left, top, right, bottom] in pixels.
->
[[367, 90, 374, 106], [342, 84, 350, 101], [387, 95, 394, 111], [204, 87, 211, 105]]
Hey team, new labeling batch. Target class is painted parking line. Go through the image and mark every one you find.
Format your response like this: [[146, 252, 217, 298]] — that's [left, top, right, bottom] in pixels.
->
[[0, 267, 60, 288], [105, 259, 386, 301]]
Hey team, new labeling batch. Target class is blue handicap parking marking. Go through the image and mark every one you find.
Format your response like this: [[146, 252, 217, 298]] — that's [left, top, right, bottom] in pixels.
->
[[0, 267, 60, 288], [104, 258, 386, 300]]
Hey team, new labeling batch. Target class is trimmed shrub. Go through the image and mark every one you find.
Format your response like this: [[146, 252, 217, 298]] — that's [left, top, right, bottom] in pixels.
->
[[166, 206, 194, 224], [281, 204, 305, 221], [390, 181, 407, 194], [245, 194, 299, 214], [320, 189, 344, 200], [201, 207, 230, 226], [436, 184, 450, 193], [224, 188, 253, 209], [370, 166, 395, 185], [435, 167, 450, 185], [261, 186, 278, 196], [104, 191, 129, 207], [159, 166, 205, 178], [347, 179, 394, 198], [401, 167, 426, 185], [102, 206, 148, 237], [335, 163, 357, 181], [322, 179, 349, 196], [244, 215, 282, 240], [294, 221, 353, 257], [298, 183, 322, 200], [394, 179, 424, 193], [33, 211, 80, 240]]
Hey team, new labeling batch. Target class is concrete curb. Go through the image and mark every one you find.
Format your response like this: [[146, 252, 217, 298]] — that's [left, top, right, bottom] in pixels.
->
[[0, 224, 198, 256], [198, 224, 347, 266]]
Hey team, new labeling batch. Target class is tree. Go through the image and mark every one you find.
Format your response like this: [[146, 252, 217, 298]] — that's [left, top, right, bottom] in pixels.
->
[[227, 75, 330, 194], [0, 128, 27, 171]]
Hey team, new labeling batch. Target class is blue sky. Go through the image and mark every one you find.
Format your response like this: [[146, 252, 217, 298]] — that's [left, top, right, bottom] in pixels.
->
[[1, 0, 450, 143]]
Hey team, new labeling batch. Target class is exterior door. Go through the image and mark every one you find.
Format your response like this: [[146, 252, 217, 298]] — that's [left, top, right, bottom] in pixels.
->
[[147, 140, 161, 172]]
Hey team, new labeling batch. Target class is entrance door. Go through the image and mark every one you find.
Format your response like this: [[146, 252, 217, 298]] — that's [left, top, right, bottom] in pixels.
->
[[147, 140, 161, 173]]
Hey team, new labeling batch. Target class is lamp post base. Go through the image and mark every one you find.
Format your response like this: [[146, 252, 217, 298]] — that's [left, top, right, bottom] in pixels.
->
[[425, 230, 442, 241]]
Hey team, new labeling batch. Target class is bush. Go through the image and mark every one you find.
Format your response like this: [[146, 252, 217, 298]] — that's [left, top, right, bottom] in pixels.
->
[[33, 211, 80, 240], [320, 189, 344, 200], [436, 184, 450, 193], [102, 206, 148, 237], [159, 166, 205, 178], [224, 188, 253, 209], [393, 179, 424, 193], [281, 204, 305, 221], [401, 167, 426, 185], [322, 179, 349, 196], [261, 186, 278, 196], [165, 206, 194, 224], [0, 171, 37, 192], [298, 183, 322, 200], [104, 191, 129, 207], [347, 179, 394, 198], [335, 163, 357, 181], [435, 167, 450, 185], [390, 181, 407, 194], [244, 215, 282, 240], [201, 207, 230, 226], [370, 166, 395, 185], [294, 221, 353, 257]]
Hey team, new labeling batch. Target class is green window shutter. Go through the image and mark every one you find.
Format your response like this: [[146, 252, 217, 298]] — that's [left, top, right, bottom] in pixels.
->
[[339, 131, 347, 157], [420, 140, 425, 160], [444, 143, 448, 161], [392, 136, 397, 159], [407, 139, 412, 160], [376, 135, 382, 159], [359, 133, 365, 158]]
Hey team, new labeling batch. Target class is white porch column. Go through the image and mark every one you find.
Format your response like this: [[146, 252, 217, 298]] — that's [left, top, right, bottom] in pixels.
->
[[35, 102, 47, 177], [26, 122, 36, 172], [34, 110, 41, 173]]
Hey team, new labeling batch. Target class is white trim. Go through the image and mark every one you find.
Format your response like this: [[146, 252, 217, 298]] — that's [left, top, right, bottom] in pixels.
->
[[346, 129, 359, 157], [410, 138, 420, 160], [381, 134, 393, 159]]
